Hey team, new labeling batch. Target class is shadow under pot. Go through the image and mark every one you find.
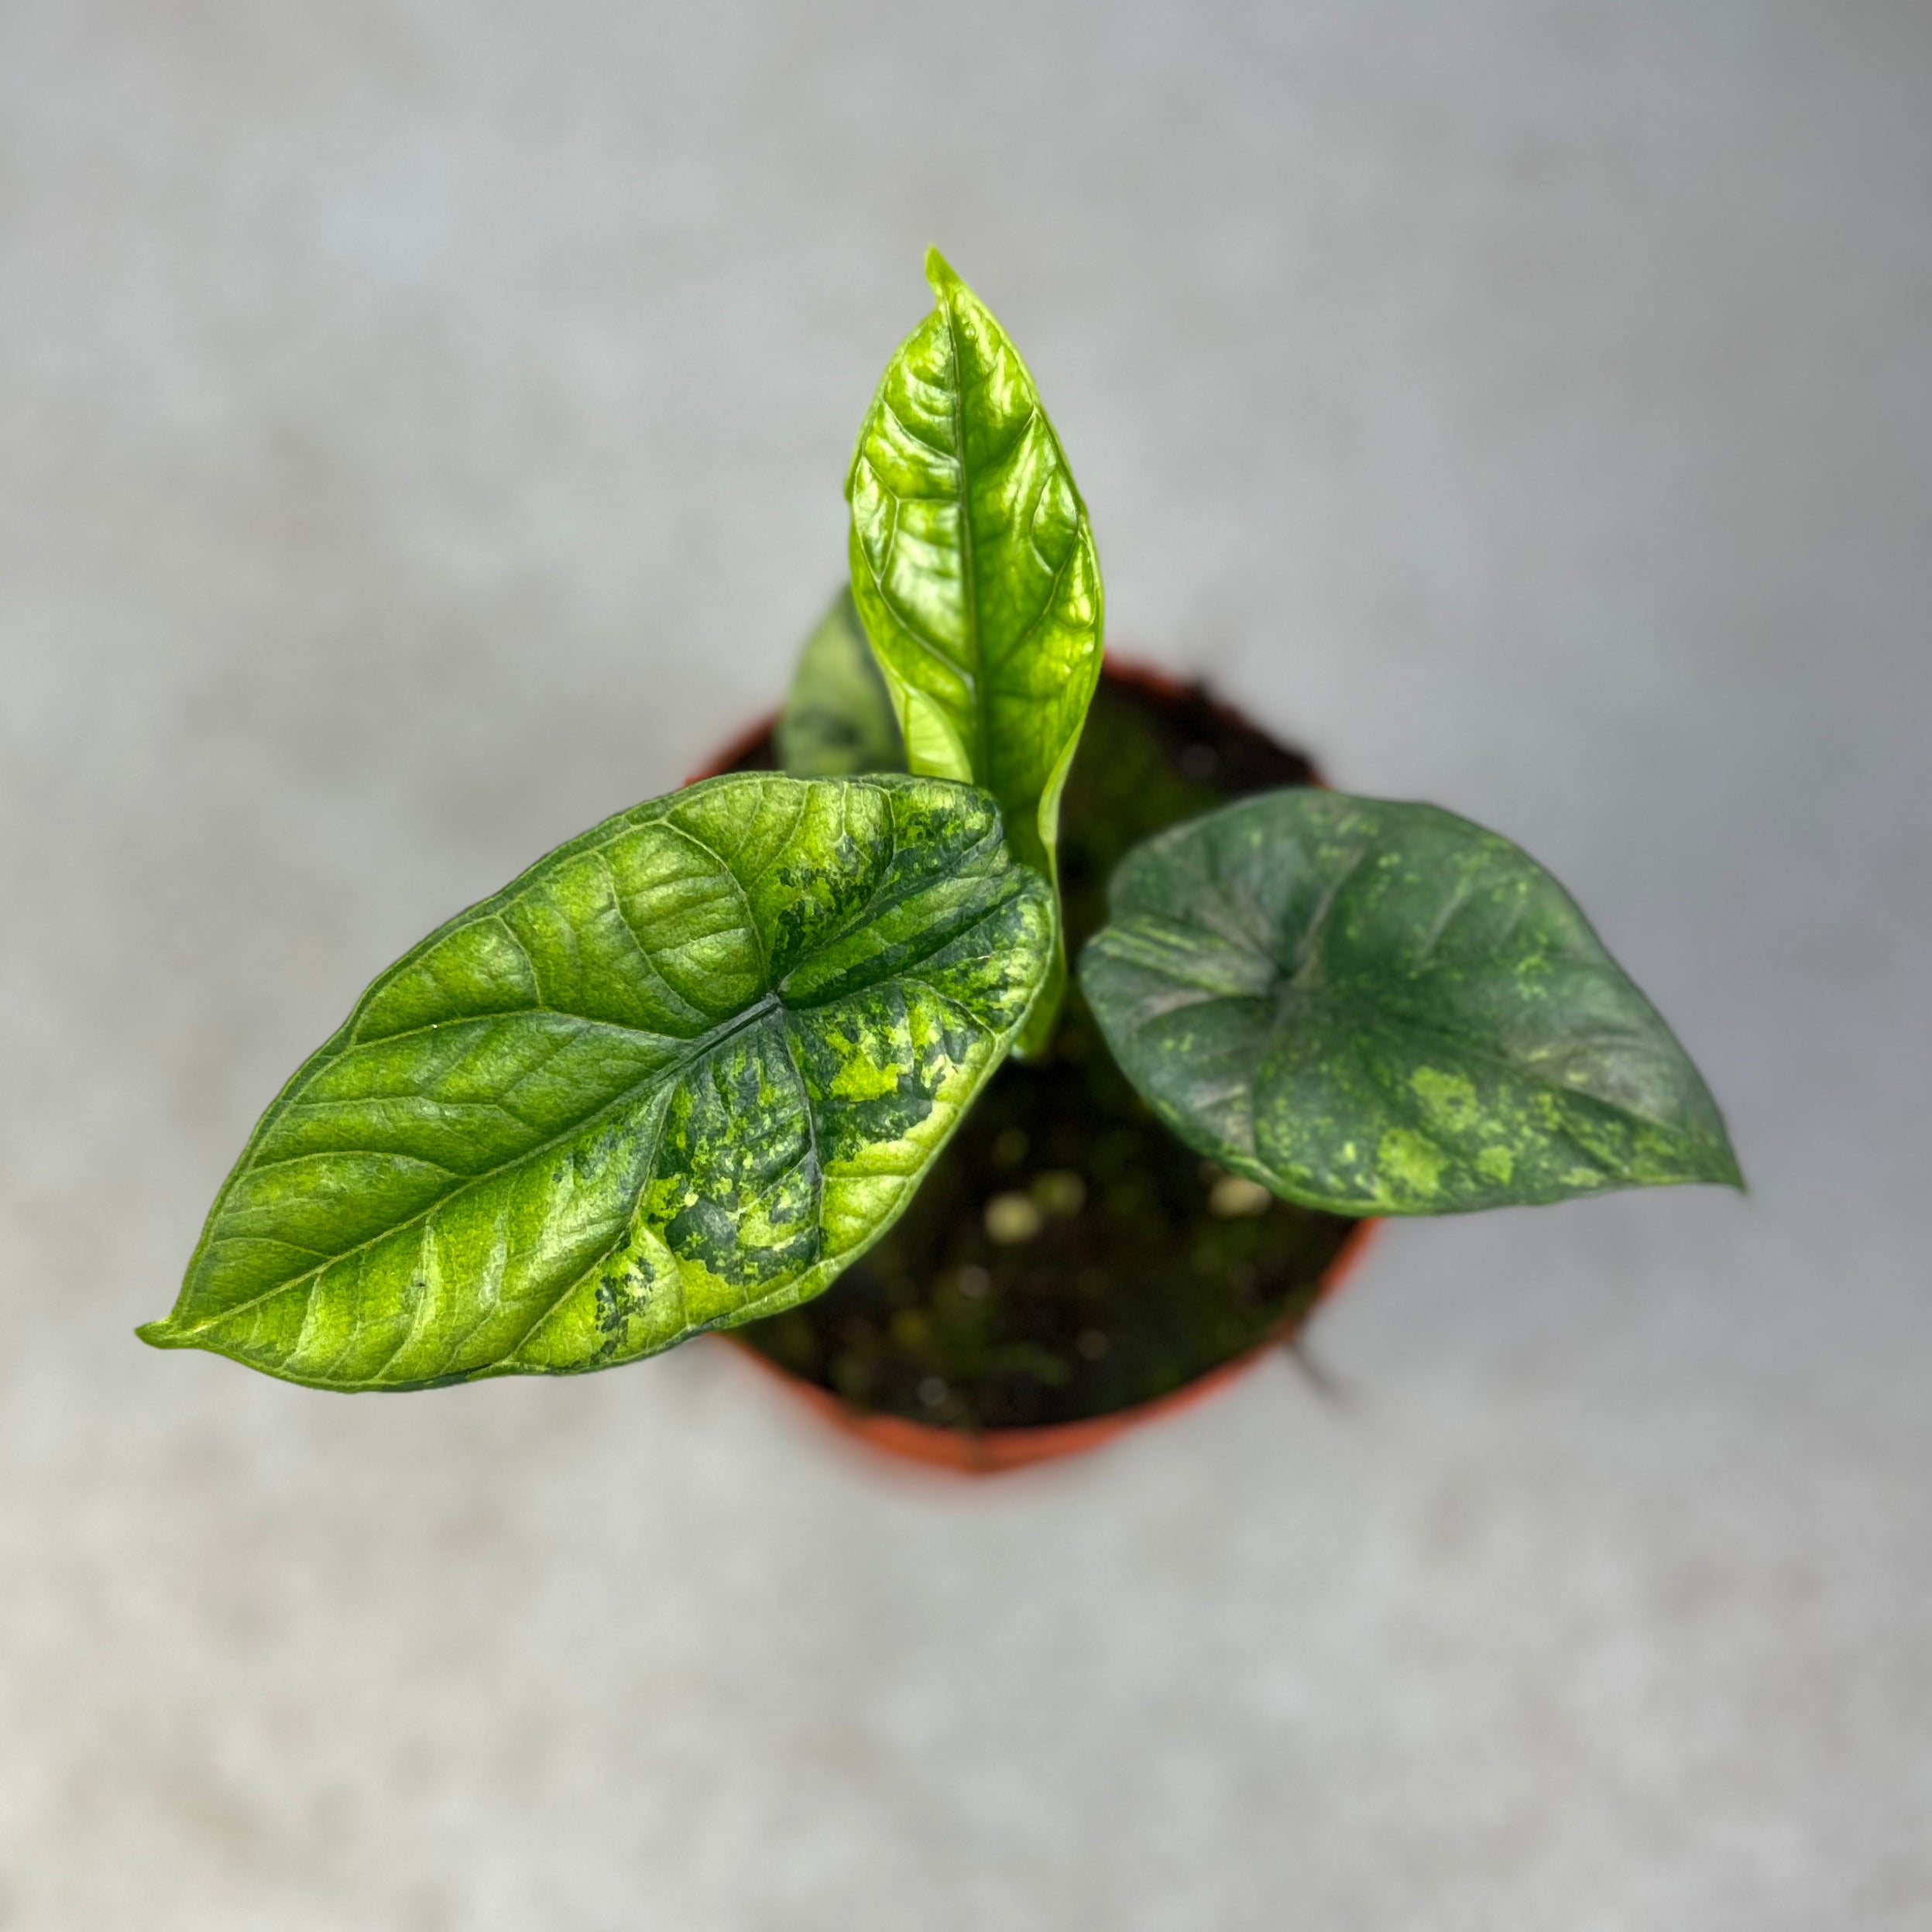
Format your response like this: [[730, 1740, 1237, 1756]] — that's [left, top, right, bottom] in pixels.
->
[[695, 658, 1378, 1474]]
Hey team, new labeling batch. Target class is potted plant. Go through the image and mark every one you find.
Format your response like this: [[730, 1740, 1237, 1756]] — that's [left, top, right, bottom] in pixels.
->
[[140, 252, 1742, 1473]]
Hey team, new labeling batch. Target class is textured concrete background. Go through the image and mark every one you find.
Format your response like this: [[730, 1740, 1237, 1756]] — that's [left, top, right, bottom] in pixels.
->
[[3, 3, 1928, 1927]]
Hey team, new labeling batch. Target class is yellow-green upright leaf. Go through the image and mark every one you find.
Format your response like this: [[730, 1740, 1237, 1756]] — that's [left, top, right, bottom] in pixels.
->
[[141, 773, 1052, 1391], [846, 249, 1103, 1051]]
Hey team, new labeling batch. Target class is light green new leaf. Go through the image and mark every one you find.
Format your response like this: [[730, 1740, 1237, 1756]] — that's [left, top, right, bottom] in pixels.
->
[[142, 773, 1052, 1390], [774, 588, 904, 777], [1080, 791, 1742, 1215], [846, 249, 1103, 1051]]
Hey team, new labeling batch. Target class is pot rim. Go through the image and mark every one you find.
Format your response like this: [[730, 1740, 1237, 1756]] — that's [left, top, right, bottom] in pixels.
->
[[718, 1215, 1378, 1475]]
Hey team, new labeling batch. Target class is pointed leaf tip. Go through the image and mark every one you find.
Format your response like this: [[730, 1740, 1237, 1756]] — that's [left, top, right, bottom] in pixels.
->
[[923, 245, 960, 295]]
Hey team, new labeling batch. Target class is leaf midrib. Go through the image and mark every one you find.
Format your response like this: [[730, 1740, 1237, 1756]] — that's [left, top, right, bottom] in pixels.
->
[[1260, 975, 1705, 1141], [180, 990, 783, 1337], [940, 288, 990, 794], [180, 878, 1027, 1338], [1118, 906, 1701, 1144]]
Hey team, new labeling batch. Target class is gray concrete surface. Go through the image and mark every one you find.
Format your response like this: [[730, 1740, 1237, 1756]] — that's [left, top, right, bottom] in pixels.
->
[[3, 3, 1928, 1927]]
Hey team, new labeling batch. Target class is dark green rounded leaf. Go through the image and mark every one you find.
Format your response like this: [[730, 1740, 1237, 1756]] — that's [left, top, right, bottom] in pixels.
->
[[142, 773, 1052, 1389], [1079, 791, 1742, 1215]]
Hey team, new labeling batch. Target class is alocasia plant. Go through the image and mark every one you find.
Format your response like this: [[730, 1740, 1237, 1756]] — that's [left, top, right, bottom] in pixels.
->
[[142, 253, 1739, 1393]]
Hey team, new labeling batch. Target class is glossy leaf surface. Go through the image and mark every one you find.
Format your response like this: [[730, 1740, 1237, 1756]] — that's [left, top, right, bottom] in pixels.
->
[[774, 588, 904, 778], [142, 774, 1052, 1388], [846, 249, 1103, 1050], [1081, 791, 1742, 1215]]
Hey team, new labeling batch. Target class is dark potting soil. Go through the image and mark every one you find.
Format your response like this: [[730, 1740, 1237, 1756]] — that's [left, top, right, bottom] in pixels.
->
[[726, 664, 1363, 1432]]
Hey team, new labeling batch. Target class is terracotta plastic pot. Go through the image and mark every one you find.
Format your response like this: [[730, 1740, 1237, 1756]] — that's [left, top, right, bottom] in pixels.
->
[[689, 656, 1379, 1476]]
